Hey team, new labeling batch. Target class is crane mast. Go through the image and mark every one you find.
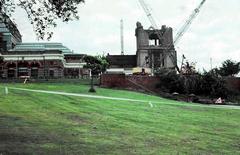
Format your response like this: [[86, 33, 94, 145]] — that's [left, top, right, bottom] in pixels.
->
[[138, 0, 163, 40]]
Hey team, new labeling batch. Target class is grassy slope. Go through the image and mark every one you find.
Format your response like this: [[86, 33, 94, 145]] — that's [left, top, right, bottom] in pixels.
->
[[0, 83, 239, 154]]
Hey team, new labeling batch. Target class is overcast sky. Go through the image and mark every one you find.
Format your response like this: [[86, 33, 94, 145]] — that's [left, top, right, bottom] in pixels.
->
[[12, 0, 240, 71]]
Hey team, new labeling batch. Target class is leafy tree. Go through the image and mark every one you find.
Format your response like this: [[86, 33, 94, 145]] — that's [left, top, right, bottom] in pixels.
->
[[83, 55, 109, 92], [84, 56, 102, 75], [200, 71, 229, 98], [216, 60, 240, 77], [96, 54, 109, 73], [0, 0, 84, 40], [156, 69, 230, 99]]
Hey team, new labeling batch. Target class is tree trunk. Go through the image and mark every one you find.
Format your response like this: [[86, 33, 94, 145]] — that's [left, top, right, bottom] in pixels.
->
[[89, 75, 96, 93]]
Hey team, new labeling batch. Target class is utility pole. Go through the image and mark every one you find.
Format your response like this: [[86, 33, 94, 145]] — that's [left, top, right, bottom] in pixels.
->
[[120, 19, 124, 55]]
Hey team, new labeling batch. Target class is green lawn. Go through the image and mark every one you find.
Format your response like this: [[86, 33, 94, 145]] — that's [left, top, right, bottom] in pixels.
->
[[0, 83, 239, 154]]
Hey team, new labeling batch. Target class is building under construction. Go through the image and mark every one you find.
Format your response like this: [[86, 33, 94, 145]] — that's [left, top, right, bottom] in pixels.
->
[[107, 0, 206, 74], [136, 22, 176, 69], [107, 22, 177, 74]]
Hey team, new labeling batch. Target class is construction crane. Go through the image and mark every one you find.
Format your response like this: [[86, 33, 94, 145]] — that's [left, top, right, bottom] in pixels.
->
[[173, 0, 206, 45], [138, 0, 207, 73], [138, 0, 163, 41], [170, 0, 206, 72], [120, 19, 124, 55]]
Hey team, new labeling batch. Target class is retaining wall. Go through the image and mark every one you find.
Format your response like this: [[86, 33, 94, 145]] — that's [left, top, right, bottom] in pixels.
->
[[100, 74, 240, 93], [226, 77, 240, 91], [100, 74, 160, 93]]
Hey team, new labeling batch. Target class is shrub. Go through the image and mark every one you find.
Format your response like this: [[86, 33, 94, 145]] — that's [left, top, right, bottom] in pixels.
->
[[201, 71, 229, 98], [156, 69, 185, 94], [156, 69, 231, 99]]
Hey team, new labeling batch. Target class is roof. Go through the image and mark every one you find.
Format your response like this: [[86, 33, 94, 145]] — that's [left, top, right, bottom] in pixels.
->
[[107, 55, 137, 68], [0, 13, 22, 41], [9, 42, 73, 54], [2, 50, 62, 55], [64, 53, 86, 58]]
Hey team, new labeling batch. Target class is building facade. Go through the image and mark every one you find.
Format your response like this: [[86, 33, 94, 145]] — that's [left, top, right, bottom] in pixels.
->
[[0, 13, 22, 52], [0, 15, 88, 79], [135, 22, 177, 69]]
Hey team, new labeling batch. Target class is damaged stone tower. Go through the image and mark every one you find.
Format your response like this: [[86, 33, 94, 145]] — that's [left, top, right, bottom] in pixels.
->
[[135, 22, 177, 70]]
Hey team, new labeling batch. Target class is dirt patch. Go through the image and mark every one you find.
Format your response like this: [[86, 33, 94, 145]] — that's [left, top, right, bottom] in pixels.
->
[[67, 114, 87, 124], [0, 115, 60, 154], [0, 115, 21, 123], [0, 128, 59, 154], [0, 128, 52, 143]]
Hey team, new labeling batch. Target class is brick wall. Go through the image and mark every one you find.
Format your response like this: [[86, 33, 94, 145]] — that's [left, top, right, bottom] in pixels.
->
[[100, 74, 126, 88], [100, 74, 160, 93], [100, 74, 240, 94], [226, 77, 240, 91]]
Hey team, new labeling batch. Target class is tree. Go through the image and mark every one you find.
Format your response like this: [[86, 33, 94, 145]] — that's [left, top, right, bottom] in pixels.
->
[[83, 55, 109, 92], [96, 54, 109, 73], [0, 0, 84, 40], [155, 68, 230, 99], [217, 60, 240, 77], [200, 71, 229, 98]]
